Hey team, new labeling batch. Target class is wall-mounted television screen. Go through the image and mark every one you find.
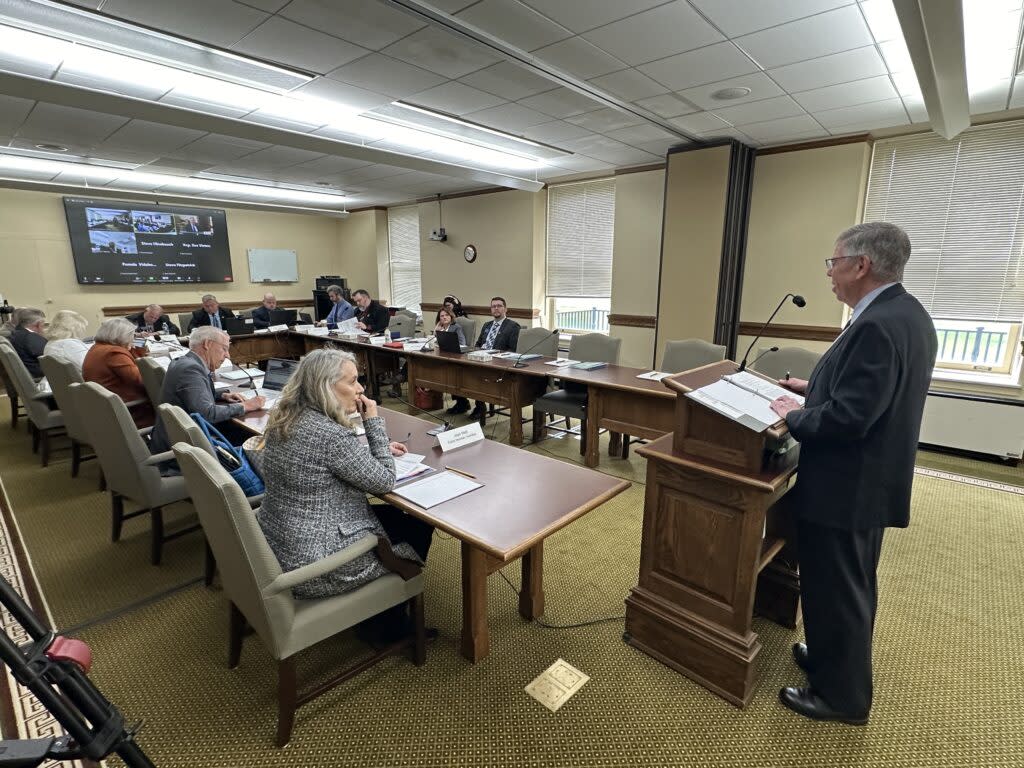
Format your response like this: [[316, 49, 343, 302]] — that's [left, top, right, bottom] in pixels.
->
[[63, 197, 233, 284]]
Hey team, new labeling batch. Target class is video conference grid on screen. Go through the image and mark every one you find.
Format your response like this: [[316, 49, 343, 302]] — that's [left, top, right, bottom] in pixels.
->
[[64, 197, 233, 284]]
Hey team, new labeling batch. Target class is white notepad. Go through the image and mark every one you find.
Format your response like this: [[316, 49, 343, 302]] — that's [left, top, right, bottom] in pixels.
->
[[392, 471, 482, 509]]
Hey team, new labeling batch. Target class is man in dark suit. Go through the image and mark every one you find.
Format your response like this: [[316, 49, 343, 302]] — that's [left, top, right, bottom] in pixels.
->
[[467, 297, 520, 420], [251, 292, 277, 330], [187, 294, 235, 332], [770, 222, 937, 725], [126, 303, 180, 336]]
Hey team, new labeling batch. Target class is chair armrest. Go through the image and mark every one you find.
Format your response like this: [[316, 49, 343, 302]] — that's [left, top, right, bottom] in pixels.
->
[[262, 534, 379, 596], [246, 493, 264, 507], [124, 398, 148, 408], [143, 450, 175, 466]]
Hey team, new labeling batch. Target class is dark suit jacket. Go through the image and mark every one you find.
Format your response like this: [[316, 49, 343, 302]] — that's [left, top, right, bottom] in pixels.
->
[[148, 351, 244, 455], [10, 327, 47, 379], [125, 312, 180, 336], [187, 306, 235, 332], [785, 285, 936, 531], [358, 301, 390, 334], [475, 318, 520, 352], [251, 306, 272, 329]]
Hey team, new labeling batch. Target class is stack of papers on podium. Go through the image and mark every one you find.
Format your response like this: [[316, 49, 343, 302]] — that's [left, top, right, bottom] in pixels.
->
[[686, 371, 803, 433]]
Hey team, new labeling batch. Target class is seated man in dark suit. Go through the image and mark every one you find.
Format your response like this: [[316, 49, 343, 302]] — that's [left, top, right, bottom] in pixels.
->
[[126, 303, 180, 336], [148, 326, 265, 456], [353, 289, 390, 334], [9, 307, 47, 380], [187, 293, 235, 332], [469, 297, 520, 420], [251, 292, 277, 330]]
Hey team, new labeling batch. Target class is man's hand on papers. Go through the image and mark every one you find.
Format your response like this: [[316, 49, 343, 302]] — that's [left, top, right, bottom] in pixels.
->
[[770, 395, 802, 419], [778, 377, 808, 394]]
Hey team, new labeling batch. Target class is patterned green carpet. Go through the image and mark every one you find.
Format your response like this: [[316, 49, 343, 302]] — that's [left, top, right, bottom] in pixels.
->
[[1, 394, 1022, 766]]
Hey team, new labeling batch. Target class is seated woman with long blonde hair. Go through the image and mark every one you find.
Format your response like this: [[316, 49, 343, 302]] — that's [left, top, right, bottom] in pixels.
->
[[258, 348, 433, 601]]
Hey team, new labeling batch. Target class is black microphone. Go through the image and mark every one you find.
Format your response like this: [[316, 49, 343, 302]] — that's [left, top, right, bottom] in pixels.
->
[[391, 394, 451, 432], [738, 294, 805, 372], [511, 328, 559, 369], [746, 346, 779, 372]]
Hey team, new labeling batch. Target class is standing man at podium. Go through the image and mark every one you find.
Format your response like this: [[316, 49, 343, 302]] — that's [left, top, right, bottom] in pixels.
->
[[769, 222, 936, 725]]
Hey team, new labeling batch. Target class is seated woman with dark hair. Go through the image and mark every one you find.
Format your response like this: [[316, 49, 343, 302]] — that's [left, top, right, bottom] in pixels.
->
[[82, 317, 154, 428], [258, 348, 433, 603]]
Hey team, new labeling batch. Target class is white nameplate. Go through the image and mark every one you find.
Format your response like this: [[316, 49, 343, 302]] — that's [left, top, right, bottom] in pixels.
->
[[436, 422, 485, 452], [268, 323, 289, 332]]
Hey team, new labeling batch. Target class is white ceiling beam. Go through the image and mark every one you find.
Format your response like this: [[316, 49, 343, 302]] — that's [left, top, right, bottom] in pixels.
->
[[0, 70, 545, 193], [893, 0, 970, 140]]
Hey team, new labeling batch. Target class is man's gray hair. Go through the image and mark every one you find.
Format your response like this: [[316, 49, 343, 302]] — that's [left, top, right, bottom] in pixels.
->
[[201, 293, 217, 303], [326, 284, 342, 297], [16, 308, 45, 328], [190, 325, 228, 348], [836, 222, 911, 282], [94, 317, 136, 346]]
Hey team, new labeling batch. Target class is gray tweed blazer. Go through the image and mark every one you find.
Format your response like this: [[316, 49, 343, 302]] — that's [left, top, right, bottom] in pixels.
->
[[257, 408, 418, 598]]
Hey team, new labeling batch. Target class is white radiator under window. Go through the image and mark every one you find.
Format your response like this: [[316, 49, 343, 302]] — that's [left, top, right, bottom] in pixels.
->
[[919, 392, 1024, 460]]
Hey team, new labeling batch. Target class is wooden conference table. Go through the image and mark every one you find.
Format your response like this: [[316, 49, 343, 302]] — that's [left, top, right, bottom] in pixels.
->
[[226, 329, 677, 467], [236, 406, 630, 662]]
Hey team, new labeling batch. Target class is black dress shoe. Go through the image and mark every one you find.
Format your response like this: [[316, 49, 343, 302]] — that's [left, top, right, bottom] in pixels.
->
[[793, 642, 810, 673], [778, 687, 868, 726]]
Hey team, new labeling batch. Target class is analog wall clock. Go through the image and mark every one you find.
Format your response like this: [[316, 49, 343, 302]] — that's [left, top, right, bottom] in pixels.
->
[[464, 244, 477, 263]]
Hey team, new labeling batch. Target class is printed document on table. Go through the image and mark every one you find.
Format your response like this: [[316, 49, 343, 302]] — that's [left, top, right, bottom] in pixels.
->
[[685, 379, 782, 432], [392, 471, 482, 509], [721, 370, 805, 405]]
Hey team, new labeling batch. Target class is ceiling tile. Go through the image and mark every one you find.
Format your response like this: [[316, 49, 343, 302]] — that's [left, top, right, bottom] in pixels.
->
[[531, 36, 626, 79], [327, 54, 447, 99], [455, 0, 572, 51], [604, 123, 678, 145], [588, 69, 667, 101], [382, 26, 502, 79], [735, 114, 826, 142], [521, 120, 594, 142], [231, 17, 369, 74], [735, 5, 873, 69], [16, 104, 129, 146], [668, 111, 730, 133], [689, 0, 853, 37], [565, 107, 643, 132], [793, 75, 897, 112], [638, 42, 759, 92], [292, 78, 393, 112], [407, 81, 506, 115], [101, 121, 207, 153], [0, 96, 34, 136], [813, 98, 908, 130], [582, 2, 724, 66], [280, 0, 426, 50], [678, 72, 785, 111], [98, 0, 268, 48], [633, 93, 697, 119], [459, 62, 559, 101], [463, 103, 552, 131], [712, 95, 806, 126], [521, 0, 667, 34], [519, 87, 604, 118], [768, 46, 887, 93]]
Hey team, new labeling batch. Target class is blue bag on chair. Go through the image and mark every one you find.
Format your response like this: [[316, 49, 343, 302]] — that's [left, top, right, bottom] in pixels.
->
[[190, 413, 265, 496]]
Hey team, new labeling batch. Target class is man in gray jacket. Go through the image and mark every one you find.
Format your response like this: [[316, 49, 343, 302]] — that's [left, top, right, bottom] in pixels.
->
[[149, 326, 265, 455]]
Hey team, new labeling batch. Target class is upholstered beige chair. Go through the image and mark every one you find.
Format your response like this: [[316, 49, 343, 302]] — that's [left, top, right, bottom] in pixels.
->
[[70, 382, 197, 565], [751, 346, 821, 381], [38, 356, 100, 482], [172, 443, 426, 748], [0, 344, 64, 466], [136, 356, 167, 406], [532, 333, 621, 455], [662, 339, 727, 373]]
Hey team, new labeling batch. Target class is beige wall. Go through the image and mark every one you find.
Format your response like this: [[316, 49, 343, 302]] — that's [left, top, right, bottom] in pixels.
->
[[610, 169, 665, 367], [0, 187, 356, 332], [655, 146, 731, 367]]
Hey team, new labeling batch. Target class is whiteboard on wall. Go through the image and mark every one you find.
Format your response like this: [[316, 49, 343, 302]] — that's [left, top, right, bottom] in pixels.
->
[[247, 249, 298, 283]]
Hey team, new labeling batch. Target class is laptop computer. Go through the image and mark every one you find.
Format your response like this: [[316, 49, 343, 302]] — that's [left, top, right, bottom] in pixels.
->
[[269, 308, 298, 326], [223, 317, 254, 336], [435, 329, 470, 354]]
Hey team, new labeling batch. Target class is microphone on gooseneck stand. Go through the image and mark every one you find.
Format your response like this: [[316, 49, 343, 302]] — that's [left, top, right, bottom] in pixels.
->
[[746, 346, 779, 372], [737, 294, 806, 372], [511, 328, 560, 369]]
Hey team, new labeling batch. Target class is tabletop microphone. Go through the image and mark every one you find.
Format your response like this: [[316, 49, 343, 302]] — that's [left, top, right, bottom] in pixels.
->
[[511, 328, 559, 369], [391, 394, 451, 432], [738, 294, 805, 372]]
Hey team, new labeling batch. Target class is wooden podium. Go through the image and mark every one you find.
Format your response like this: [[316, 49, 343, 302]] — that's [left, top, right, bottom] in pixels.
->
[[625, 360, 801, 707]]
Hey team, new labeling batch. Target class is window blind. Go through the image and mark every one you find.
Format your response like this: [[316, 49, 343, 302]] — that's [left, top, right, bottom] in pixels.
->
[[387, 205, 421, 314], [546, 178, 616, 298], [864, 122, 1024, 323]]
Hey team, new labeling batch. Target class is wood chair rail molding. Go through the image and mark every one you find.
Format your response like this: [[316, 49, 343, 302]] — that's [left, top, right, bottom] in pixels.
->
[[736, 322, 841, 343], [102, 298, 311, 316], [421, 302, 540, 320]]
